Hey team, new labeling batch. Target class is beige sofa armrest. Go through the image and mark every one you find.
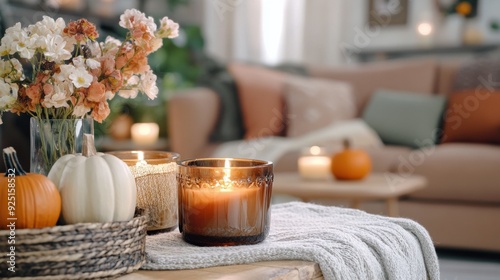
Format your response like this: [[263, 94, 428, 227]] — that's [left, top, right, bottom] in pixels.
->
[[168, 87, 220, 160]]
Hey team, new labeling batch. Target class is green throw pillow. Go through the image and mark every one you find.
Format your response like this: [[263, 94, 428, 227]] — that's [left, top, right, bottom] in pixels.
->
[[362, 89, 446, 149]]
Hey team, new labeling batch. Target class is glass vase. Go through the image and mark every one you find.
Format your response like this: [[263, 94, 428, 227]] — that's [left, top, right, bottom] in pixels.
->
[[30, 117, 94, 175]]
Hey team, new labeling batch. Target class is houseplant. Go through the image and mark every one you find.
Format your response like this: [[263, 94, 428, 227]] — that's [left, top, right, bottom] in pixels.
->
[[0, 9, 179, 174]]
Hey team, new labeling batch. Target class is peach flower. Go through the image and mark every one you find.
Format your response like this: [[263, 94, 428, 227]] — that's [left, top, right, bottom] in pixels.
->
[[91, 100, 110, 123], [87, 81, 106, 102]]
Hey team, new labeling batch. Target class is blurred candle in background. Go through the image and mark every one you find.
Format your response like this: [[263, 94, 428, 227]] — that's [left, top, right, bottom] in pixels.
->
[[131, 123, 159, 145], [298, 146, 331, 180]]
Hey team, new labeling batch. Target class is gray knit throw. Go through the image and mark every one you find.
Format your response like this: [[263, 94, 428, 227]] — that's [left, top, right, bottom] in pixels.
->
[[143, 202, 440, 280]]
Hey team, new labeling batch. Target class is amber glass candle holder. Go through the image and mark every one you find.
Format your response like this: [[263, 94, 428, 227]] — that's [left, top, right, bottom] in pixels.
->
[[108, 151, 180, 234], [177, 158, 273, 246]]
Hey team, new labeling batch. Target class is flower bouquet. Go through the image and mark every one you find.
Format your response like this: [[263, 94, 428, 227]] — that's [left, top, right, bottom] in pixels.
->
[[0, 9, 179, 174]]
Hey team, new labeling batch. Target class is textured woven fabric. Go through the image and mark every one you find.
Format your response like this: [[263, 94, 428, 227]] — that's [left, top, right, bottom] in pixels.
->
[[143, 202, 439, 280]]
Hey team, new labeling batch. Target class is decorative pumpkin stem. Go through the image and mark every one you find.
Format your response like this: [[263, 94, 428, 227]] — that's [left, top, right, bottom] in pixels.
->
[[3, 147, 27, 176], [82, 133, 97, 157]]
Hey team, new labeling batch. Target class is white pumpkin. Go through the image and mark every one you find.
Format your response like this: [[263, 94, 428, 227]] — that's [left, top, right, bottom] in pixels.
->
[[48, 134, 136, 224]]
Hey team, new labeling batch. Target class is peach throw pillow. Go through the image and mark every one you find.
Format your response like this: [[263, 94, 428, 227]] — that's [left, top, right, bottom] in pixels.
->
[[441, 90, 500, 144], [228, 63, 286, 139]]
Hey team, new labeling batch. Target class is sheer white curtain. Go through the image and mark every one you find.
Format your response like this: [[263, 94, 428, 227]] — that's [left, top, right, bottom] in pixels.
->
[[204, 0, 345, 66]]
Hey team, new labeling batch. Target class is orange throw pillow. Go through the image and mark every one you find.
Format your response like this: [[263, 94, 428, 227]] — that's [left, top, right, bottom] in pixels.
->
[[441, 90, 500, 144], [228, 63, 286, 139]]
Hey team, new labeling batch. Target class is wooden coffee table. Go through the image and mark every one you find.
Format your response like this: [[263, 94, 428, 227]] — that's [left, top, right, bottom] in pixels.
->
[[119, 260, 322, 279], [272, 172, 427, 217]]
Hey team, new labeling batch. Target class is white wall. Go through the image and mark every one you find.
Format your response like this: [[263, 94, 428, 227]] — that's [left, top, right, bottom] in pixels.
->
[[476, 0, 500, 44], [340, 0, 439, 50], [201, 0, 499, 66]]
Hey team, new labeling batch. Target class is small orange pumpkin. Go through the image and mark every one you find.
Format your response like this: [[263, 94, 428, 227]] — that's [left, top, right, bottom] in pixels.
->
[[0, 147, 61, 229], [331, 139, 372, 180]]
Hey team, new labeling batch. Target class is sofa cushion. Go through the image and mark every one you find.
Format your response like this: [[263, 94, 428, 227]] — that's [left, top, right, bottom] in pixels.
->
[[284, 75, 356, 137], [364, 145, 412, 173], [435, 59, 462, 96], [362, 89, 446, 149], [308, 58, 437, 113], [228, 63, 286, 139], [394, 143, 500, 203], [441, 89, 500, 144]]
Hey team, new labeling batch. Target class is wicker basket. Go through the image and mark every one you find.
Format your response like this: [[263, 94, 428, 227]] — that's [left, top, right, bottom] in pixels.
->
[[0, 210, 148, 279]]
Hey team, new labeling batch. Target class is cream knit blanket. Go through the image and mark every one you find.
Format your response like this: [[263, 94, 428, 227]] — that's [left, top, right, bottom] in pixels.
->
[[143, 202, 440, 280]]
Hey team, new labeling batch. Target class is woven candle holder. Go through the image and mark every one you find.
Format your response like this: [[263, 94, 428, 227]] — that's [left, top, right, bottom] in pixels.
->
[[108, 151, 179, 234]]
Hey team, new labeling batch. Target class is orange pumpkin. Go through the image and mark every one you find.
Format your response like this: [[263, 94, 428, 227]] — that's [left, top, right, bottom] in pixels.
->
[[331, 139, 372, 180], [0, 147, 61, 229]]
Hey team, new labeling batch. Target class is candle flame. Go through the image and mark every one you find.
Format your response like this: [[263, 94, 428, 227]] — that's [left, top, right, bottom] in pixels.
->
[[310, 146, 321, 156], [136, 151, 147, 167], [223, 159, 231, 186]]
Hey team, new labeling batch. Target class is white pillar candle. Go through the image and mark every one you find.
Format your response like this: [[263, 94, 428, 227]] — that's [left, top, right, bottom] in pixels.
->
[[131, 123, 160, 145], [298, 146, 331, 180]]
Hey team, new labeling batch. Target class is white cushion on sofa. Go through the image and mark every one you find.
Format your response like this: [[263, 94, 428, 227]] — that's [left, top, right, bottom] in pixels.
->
[[212, 118, 382, 162], [284, 75, 357, 137]]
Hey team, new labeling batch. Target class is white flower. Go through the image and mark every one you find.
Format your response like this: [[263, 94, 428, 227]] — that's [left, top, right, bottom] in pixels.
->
[[73, 104, 91, 118], [105, 36, 121, 47], [0, 32, 16, 56], [0, 60, 10, 78], [0, 44, 13, 56], [69, 67, 93, 89], [120, 9, 147, 30], [4, 22, 22, 36], [86, 58, 101, 70], [42, 84, 70, 108], [127, 75, 140, 86], [63, 36, 77, 53], [144, 16, 158, 35], [54, 64, 76, 83], [117, 76, 140, 99], [105, 90, 115, 100], [140, 70, 158, 100], [28, 16, 65, 37], [2, 23, 36, 59], [119, 9, 156, 35], [0, 58, 24, 82], [86, 41, 100, 58], [0, 79, 18, 110], [43, 34, 72, 62], [118, 89, 139, 99], [100, 36, 121, 57], [157, 17, 179, 39], [72, 56, 85, 68]]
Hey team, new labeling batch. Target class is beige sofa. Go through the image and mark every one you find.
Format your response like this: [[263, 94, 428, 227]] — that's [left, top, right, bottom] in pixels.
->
[[168, 58, 500, 253]]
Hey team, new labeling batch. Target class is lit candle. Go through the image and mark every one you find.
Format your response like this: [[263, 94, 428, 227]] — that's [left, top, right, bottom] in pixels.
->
[[131, 123, 159, 145], [178, 158, 273, 246], [135, 151, 147, 166], [298, 146, 331, 180], [107, 151, 179, 234], [416, 21, 434, 46]]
